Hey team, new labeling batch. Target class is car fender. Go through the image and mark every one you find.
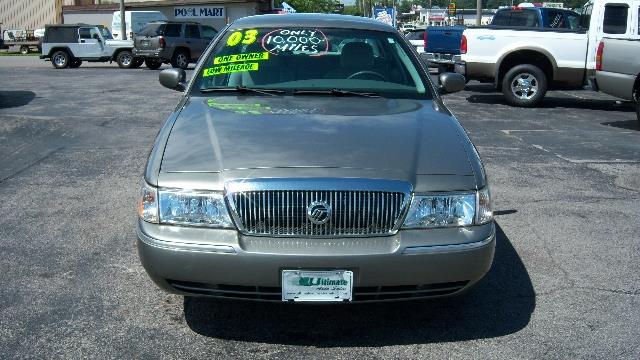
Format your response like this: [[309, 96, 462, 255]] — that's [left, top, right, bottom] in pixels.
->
[[494, 45, 558, 81]]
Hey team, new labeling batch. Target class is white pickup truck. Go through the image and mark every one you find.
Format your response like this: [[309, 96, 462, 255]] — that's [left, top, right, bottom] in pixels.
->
[[456, 0, 639, 107]]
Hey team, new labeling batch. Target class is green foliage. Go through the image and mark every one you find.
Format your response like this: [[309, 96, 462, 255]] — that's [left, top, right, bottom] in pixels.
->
[[343, 5, 364, 16], [275, 0, 341, 13]]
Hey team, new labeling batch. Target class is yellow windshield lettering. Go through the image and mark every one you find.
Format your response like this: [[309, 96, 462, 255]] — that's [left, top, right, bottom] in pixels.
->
[[214, 52, 269, 65], [203, 62, 260, 77]]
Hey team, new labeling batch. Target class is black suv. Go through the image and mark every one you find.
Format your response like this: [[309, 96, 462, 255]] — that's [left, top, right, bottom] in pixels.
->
[[133, 21, 217, 70]]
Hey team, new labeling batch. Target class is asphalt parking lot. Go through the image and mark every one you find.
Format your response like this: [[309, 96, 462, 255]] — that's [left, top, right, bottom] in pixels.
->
[[1, 57, 639, 359]]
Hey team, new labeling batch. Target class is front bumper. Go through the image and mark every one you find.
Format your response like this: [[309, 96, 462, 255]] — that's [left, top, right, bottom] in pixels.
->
[[137, 220, 496, 302]]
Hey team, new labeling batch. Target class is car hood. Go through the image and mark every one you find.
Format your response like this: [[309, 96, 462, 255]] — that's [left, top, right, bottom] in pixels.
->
[[160, 96, 474, 182]]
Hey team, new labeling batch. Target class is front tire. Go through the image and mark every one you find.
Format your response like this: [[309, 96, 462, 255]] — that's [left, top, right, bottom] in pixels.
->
[[502, 64, 548, 107], [51, 50, 70, 69], [144, 58, 162, 70], [20, 46, 29, 54], [116, 50, 134, 68], [171, 49, 190, 70]]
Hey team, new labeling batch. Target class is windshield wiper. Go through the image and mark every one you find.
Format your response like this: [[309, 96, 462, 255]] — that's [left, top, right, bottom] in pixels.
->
[[293, 89, 380, 98], [200, 86, 285, 96]]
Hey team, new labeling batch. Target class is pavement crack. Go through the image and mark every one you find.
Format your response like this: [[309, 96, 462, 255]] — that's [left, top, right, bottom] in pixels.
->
[[0, 146, 63, 184]]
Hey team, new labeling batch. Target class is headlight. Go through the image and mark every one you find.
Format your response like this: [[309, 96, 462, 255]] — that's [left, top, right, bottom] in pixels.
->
[[137, 182, 233, 228], [158, 189, 233, 228], [402, 188, 492, 228]]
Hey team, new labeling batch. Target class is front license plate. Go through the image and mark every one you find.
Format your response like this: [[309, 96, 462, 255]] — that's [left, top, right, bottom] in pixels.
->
[[282, 270, 353, 302]]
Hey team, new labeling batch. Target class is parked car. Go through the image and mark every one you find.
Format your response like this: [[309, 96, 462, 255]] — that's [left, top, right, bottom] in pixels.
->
[[491, 6, 581, 29], [111, 10, 167, 40], [593, 37, 640, 123], [405, 28, 425, 54], [133, 21, 218, 70], [137, 13, 494, 303], [400, 23, 417, 33], [1, 27, 42, 54], [456, 0, 634, 107], [424, 26, 465, 73], [39, 24, 141, 69]]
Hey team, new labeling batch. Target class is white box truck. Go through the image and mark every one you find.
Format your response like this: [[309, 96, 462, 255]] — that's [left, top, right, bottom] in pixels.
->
[[111, 11, 167, 40]]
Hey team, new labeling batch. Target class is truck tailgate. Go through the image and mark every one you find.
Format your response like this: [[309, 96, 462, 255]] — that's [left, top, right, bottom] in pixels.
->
[[426, 26, 464, 54]]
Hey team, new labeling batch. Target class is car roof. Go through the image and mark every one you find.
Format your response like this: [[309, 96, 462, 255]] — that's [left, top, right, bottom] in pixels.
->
[[45, 24, 96, 28], [147, 20, 202, 25], [229, 14, 398, 33]]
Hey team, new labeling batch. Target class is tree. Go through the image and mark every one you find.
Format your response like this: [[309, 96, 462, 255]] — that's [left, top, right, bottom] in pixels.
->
[[343, 5, 365, 16], [275, 0, 341, 13]]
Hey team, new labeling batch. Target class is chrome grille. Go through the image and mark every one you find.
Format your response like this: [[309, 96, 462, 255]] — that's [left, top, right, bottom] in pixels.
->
[[226, 180, 411, 237]]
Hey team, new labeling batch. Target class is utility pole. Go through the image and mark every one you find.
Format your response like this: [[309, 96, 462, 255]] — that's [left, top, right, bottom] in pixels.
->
[[476, 0, 482, 26], [119, 0, 126, 40]]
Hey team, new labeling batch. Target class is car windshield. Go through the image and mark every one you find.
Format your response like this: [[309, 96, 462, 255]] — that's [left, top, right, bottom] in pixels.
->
[[193, 27, 431, 99], [99, 27, 113, 40]]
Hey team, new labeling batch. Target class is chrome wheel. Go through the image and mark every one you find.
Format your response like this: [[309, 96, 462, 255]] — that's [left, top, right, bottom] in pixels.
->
[[510, 73, 538, 100], [176, 53, 188, 69], [53, 53, 66, 67], [120, 53, 132, 66]]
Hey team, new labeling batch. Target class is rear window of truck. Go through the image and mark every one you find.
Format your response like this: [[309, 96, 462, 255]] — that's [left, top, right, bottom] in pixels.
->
[[603, 4, 628, 34], [492, 9, 540, 27]]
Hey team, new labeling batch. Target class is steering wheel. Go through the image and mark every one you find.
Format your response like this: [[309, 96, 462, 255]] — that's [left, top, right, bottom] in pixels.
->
[[347, 70, 386, 81]]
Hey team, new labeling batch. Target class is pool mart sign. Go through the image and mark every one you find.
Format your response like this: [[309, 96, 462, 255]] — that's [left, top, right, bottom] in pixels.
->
[[174, 5, 225, 18]]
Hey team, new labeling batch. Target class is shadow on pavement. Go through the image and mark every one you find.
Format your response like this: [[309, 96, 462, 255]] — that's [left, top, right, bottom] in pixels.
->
[[183, 223, 535, 346], [466, 92, 634, 112], [0, 90, 35, 109], [601, 120, 639, 131]]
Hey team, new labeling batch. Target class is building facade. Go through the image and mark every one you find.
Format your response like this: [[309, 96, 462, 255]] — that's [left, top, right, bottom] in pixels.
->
[[0, 0, 75, 30], [63, 0, 272, 31], [0, 1, 270, 31]]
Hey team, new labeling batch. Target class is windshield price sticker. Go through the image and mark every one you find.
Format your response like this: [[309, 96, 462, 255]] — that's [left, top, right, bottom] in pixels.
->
[[214, 52, 269, 65], [203, 62, 259, 77], [226, 29, 258, 46], [262, 28, 329, 55]]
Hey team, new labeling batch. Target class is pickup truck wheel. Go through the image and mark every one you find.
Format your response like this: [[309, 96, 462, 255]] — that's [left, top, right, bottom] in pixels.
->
[[502, 64, 547, 107], [51, 50, 70, 69], [171, 50, 189, 70], [20, 46, 29, 54], [116, 50, 134, 68], [145, 58, 162, 70], [69, 59, 82, 68]]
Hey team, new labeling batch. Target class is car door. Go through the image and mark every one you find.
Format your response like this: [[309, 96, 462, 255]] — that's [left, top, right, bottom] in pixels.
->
[[77, 27, 104, 58], [185, 24, 203, 60]]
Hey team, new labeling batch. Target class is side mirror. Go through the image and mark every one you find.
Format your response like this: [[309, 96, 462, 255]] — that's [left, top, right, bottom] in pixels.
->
[[159, 68, 187, 92], [438, 72, 466, 94]]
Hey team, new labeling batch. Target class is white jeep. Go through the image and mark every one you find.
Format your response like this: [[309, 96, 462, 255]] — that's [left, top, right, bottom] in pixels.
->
[[40, 24, 142, 69]]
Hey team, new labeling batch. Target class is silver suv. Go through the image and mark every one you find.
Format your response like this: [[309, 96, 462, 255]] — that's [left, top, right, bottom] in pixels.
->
[[133, 21, 218, 70]]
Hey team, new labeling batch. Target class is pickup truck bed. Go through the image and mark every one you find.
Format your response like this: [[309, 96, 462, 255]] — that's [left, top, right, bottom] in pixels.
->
[[594, 37, 640, 122]]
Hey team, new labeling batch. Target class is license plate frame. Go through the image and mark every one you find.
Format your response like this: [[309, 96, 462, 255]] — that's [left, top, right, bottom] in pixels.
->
[[281, 270, 353, 302]]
